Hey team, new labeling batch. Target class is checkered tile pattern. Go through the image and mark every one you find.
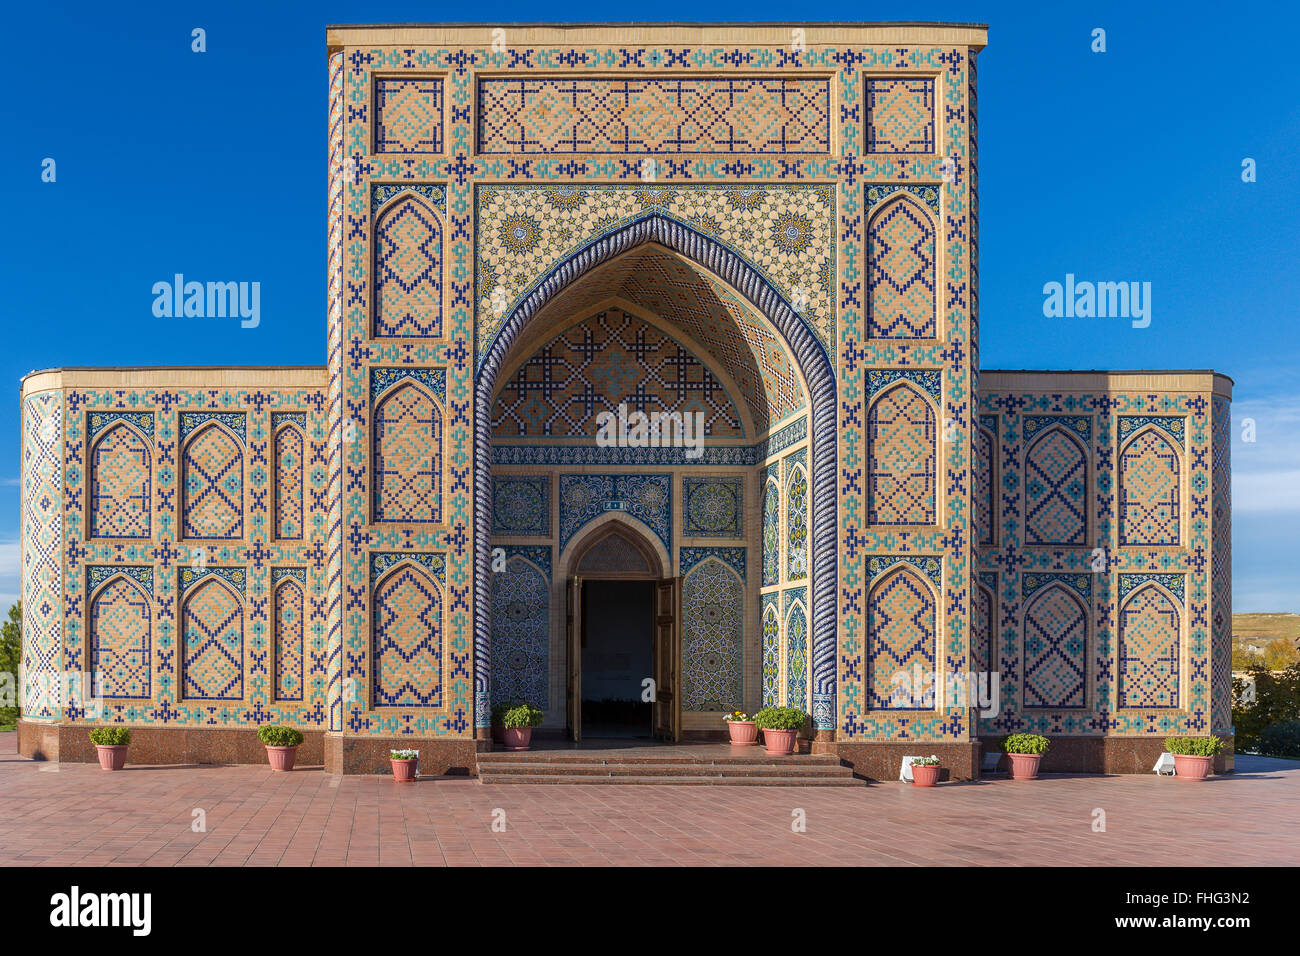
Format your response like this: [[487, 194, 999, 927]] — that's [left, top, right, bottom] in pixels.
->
[[867, 196, 936, 337], [1119, 430, 1180, 546], [374, 78, 444, 152], [1025, 428, 1087, 546], [274, 425, 304, 541], [867, 385, 936, 525], [972, 583, 993, 676], [181, 424, 243, 540], [865, 78, 935, 153], [274, 579, 305, 703], [866, 568, 936, 709], [1022, 586, 1087, 709], [373, 383, 442, 523], [181, 578, 244, 701], [372, 564, 443, 708], [90, 577, 151, 699], [374, 195, 443, 337], [90, 422, 151, 538], [1119, 585, 1180, 708]]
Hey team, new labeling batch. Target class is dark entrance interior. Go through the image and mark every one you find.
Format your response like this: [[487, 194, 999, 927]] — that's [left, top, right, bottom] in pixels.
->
[[581, 580, 654, 738]]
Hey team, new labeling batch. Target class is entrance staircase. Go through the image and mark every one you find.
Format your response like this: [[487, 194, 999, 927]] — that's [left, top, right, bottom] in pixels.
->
[[476, 745, 864, 786]]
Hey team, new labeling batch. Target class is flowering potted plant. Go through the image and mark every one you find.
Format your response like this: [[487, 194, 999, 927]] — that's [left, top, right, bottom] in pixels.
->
[[753, 706, 806, 756], [909, 754, 942, 788], [722, 710, 757, 746], [500, 703, 544, 751], [390, 748, 419, 782], [1165, 736, 1222, 781], [88, 727, 131, 771], [257, 725, 304, 771], [1000, 733, 1050, 779]]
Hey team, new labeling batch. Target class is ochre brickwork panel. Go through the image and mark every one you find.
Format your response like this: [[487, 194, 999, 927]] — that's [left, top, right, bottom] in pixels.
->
[[90, 423, 151, 538]]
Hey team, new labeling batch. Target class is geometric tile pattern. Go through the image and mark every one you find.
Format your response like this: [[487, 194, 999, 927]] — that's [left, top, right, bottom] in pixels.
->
[[374, 78, 444, 153], [1119, 430, 1180, 546], [90, 422, 152, 538], [89, 576, 151, 699], [372, 561, 443, 708], [866, 567, 936, 710], [974, 417, 994, 547], [682, 476, 743, 538], [1210, 397, 1233, 733], [972, 580, 993, 676], [181, 577, 244, 701], [273, 423, 304, 541], [476, 77, 831, 154], [489, 552, 549, 708], [1022, 585, 1087, 709], [680, 554, 744, 712], [373, 382, 442, 523], [20, 393, 62, 718], [273, 576, 305, 703], [181, 423, 244, 540], [786, 460, 808, 579], [492, 309, 744, 438], [1024, 427, 1087, 546], [867, 196, 936, 338], [785, 592, 808, 711], [865, 78, 935, 153], [1118, 584, 1179, 709], [867, 384, 936, 525], [373, 195, 443, 337], [491, 475, 551, 537], [558, 474, 671, 553]]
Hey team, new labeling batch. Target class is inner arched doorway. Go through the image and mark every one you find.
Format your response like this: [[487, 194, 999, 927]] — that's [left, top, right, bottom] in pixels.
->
[[475, 214, 836, 744]]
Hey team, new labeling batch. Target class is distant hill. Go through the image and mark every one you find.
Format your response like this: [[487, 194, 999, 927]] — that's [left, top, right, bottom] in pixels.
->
[[1233, 613, 1300, 664]]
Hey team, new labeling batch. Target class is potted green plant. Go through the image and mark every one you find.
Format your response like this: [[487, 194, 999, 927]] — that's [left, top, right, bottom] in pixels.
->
[[723, 709, 757, 746], [390, 748, 419, 782], [1165, 736, 1223, 782], [909, 754, 941, 788], [490, 701, 521, 745], [1000, 733, 1050, 779], [753, 706, 806, 755], [88, 726, 131, 771], [257, 724, 304, 771], [500, 703, 544, 751]]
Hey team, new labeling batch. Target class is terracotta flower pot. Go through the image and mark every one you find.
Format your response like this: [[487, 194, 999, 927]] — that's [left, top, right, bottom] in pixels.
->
[[502, 727, 533, 752], [1173, 754, 1213, 781], [1007, 752, 1042, 780], [911, 763, 941, 787], [762, 728, 797, 756], [391, 758, 417, 782], [95, 745, 127, 771], [265, 745, 298, 772], [727, 720, 758, 746]]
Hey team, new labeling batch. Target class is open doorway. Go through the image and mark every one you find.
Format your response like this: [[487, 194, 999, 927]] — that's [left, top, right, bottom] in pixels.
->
[[580, 580, 654, 738]]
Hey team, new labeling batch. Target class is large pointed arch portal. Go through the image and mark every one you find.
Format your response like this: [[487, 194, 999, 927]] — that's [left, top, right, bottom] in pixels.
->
[[474, 212, 838, 736]]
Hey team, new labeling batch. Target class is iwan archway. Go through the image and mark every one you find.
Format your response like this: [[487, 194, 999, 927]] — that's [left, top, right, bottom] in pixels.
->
[[474, 213, 838, 743]]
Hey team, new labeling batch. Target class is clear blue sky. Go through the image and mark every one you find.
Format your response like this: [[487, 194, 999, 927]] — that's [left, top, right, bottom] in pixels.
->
[[3, 1, 1298, 610]]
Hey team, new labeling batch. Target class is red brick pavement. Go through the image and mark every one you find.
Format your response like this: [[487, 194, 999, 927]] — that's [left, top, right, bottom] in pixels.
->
[[1, 732, 1295, 866]]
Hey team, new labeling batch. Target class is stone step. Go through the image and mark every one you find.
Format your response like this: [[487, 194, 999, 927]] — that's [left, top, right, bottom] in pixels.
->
[[477, 761, 855, 778], [479, 772, 864, 786], [476, 751, 843, 767]]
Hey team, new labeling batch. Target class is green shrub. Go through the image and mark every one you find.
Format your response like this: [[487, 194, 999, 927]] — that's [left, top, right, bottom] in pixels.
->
[[0, 602, 21, 728], [1000, 733, 1050, 755], [500, 703, 543, 729], [753, 706, 806, 731], [390, 748, 419, 761], [1257, 721, 1300, 758], [910, 755, 940, 767], [1232, 661, 1300, 752], [490, 701, 522, 725], [88, 726, 131, 746], [1165, 736, 1223, 757], [257, 725, 304, 747]]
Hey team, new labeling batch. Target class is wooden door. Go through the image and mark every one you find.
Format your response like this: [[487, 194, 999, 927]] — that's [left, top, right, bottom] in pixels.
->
[[653, 577, 681, 741], [566, 576, 583, 742]]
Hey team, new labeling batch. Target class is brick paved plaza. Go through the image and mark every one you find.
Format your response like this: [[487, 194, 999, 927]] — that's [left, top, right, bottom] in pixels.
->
[[1, 733, 1295, 867]]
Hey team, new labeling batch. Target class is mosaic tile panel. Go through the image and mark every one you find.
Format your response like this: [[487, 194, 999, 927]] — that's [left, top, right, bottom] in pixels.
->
[[1118, 584, 1180, 709], [273, 422, 304, 541], [374, 77, 444, 153], [89, 422, 151, 538], [489, 551, 549, 708], [491, 475, 551, 536], [373, 193, 444, 337], [21, 393, 62, 718], [785, 591, 808, 712], [373, 381, 442, 523], [181, 576, 244, 701], [1024, 426, 1087, 546], [372, 560, 443, 708], [1210, 397, 1233, 733], [786, 459, 808, 580], [867, 383, 936, 525], [89, 576, 151, 699], [762, 473, 780, 587], [867, 194, 936, 338], [680, 553, 744, 712], [492, 309, 743, 438], [761, 593, 780, 709], [1022, 585, 1087, 709], [866, 567, 937, 710], [682, 476, 743, 538], [972, 578, 994, 676], [273, 575, 305, 703], [477, 76, 831, 154], [865, 77, 935, 153], [181, 423, 244, 540], [1119, 429, 1181, 546], [558, 474, 671, 553], [974, 416, 994, 547]]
